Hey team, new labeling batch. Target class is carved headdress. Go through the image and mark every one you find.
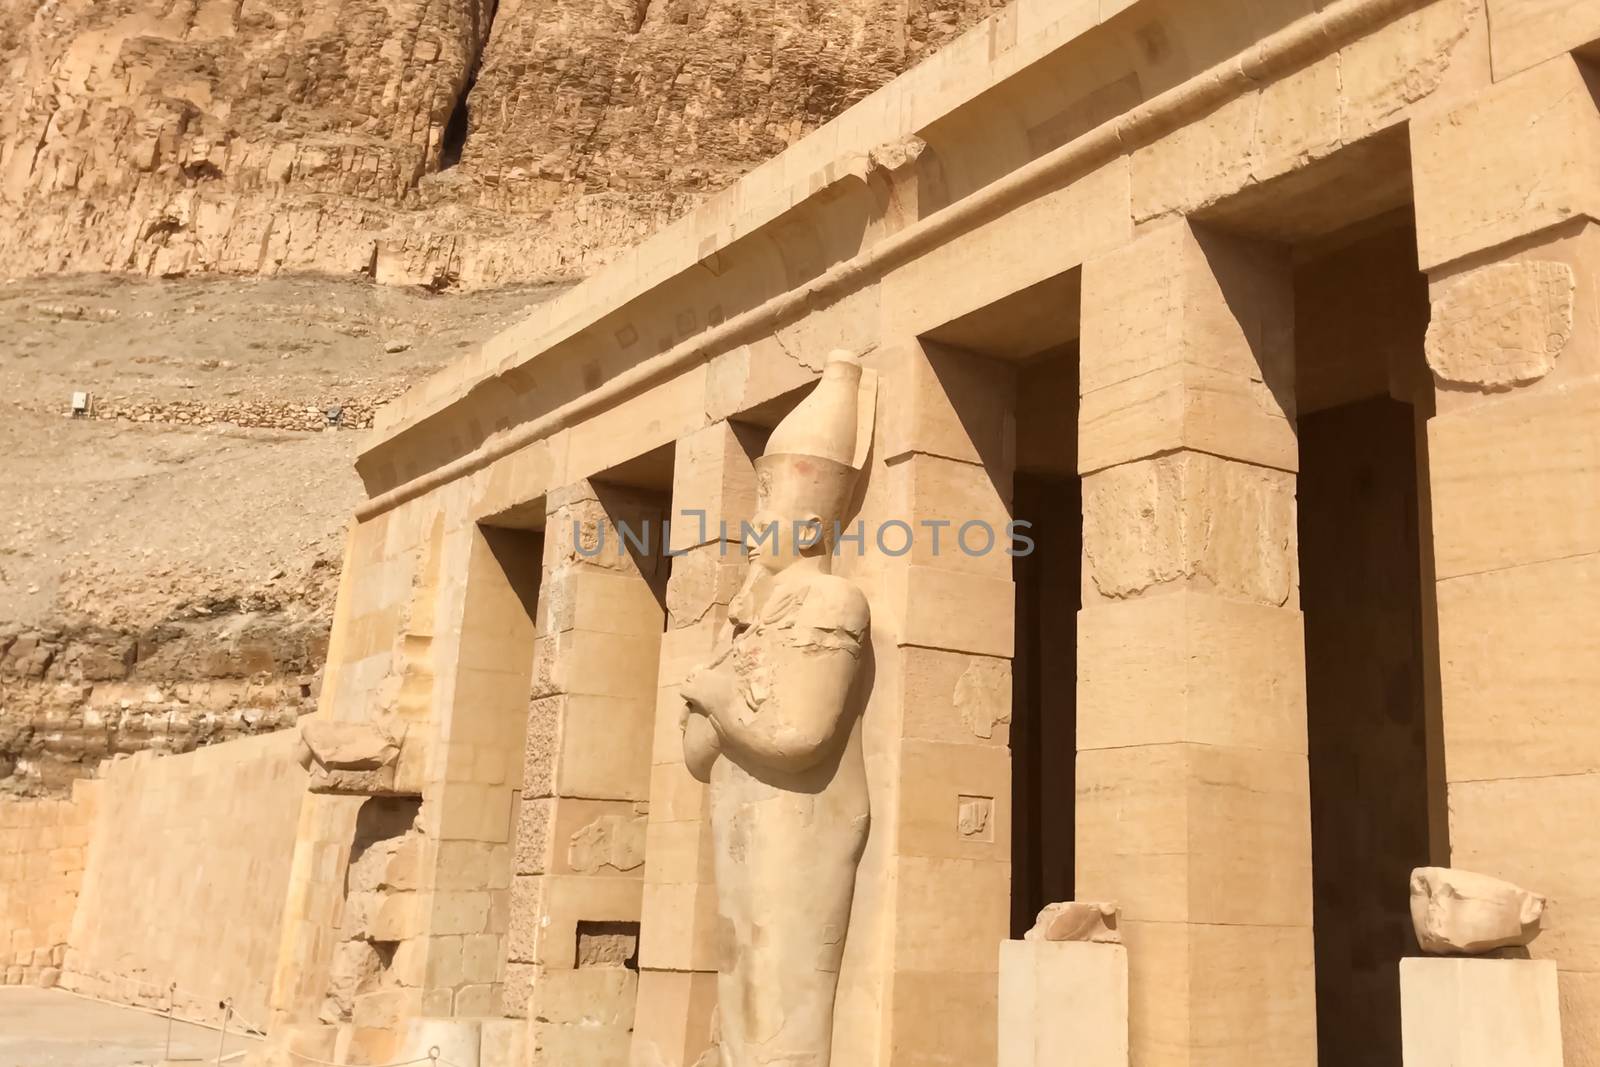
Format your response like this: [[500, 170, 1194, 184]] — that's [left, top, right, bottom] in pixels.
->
[[754, 349, 867, 525]]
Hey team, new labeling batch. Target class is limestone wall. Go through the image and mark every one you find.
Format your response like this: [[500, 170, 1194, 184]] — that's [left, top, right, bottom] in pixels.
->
[[60, 732, 308, 1029], [0, 780, 99, 986]]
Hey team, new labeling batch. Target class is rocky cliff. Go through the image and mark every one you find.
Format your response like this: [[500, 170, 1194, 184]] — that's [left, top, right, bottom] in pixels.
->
[[0, 0, 1001, 288]]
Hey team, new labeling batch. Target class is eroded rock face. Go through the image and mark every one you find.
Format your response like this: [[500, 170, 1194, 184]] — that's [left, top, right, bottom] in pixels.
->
[[0, 0, 1002, 287], [0, 614, 327, 796], [1410, 867, 1548, 955]]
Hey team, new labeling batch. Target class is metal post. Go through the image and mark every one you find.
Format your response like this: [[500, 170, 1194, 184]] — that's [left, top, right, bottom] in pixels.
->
[[165, 982, 177, 1061], [216, 997, 232, 1067]]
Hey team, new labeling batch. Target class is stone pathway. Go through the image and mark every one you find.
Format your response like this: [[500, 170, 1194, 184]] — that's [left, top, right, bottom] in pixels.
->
[[0, 987, 261, 1067]]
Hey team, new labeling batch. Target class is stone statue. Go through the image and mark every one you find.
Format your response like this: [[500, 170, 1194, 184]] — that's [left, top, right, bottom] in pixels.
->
[[1410, 867, 1548, 954], [680, 348, 873, 1067]]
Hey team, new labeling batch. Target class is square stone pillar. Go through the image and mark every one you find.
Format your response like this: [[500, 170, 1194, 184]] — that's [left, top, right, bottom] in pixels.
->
[[869, 340, 1017, 1067], [413, 522, 541, 1026], [1075, 220, 1315, 1067], [630, 422, 760, 1067], [1411, 52, 1600, 1057], [1400, 958, 1563, 1066], [509, 482, 667, 1065]]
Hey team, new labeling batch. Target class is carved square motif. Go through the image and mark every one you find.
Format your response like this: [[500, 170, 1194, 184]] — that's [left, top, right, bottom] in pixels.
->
[[957, 795, 994, 842]]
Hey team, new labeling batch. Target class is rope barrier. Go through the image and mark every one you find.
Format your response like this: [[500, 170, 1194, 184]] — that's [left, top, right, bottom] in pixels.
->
[[63, 974, 470, 1067], [285, 1046, 468, 1067], [60, 974, 269, 1037]]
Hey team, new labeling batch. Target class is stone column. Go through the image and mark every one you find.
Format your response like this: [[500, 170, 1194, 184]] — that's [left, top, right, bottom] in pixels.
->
[[1410, 52, 1600, 1054], [509, 483, 666, 1065], [1075, 220, 1314, 1066], [630, 422, 759, 1067], [414, 522, 539, 1027], [871, 340, 1017, 1066]]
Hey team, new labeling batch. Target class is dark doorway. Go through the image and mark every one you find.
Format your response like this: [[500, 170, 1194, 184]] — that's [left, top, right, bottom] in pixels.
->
[[1010, 346, 1080, 937], [1294, 216, 1445, 1067], [1301, 398, 1433, 1065]]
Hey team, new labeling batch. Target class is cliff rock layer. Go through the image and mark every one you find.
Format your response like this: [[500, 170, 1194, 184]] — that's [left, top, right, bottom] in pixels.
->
[[0, 0, 1001, 288]]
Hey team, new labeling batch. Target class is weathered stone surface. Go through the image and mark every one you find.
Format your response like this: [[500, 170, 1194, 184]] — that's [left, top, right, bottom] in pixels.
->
[[1076, 744, 1313, 929], [323, 940, 385, 1022], [1485, 0, 1600, 82], [1077, 594, 1307, 755], [1436, 552, 1600, 782], [952, 656, 1011, 742], [577, 924, 641, 969], [300, 720, 400, 770], [1410, 867, 1548, 955], [0, 782, 95, 990], [52, 732, 307, 1028], [567, 814, 647, 875], [1131, 0, 1486, 226], [1412, 55, 1600, 270], [1425, 261, 1575, 388], [299, 718, 404, 795], [1080, 223, 1293, 396], [1081, 453, 1297, 607], [1120, 919, 1316, 1067]]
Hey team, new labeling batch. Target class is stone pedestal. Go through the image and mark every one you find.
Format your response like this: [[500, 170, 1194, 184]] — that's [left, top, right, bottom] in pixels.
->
[[1400, 958, 1563, 1066], [999, 940, 1129, 1067]]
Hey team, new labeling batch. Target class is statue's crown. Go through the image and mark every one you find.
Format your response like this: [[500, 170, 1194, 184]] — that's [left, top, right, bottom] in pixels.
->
[[754, 349, 865, 523], [763, 349, 862, 464]]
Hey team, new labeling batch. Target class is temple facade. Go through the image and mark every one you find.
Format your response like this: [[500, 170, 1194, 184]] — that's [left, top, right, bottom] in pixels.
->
[[255, 0, 1600, 1063]]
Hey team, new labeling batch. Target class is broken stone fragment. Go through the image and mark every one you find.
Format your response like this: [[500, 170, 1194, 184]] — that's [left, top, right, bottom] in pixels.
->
[[1024, 901, 1122, 944], [298, 719, 400, 770], [296, 719, 406, 795], [1409, 867, 1547, 955]]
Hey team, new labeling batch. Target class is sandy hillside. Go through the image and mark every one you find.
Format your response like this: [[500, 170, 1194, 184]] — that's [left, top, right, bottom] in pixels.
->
[[0, 273, 563, 793]]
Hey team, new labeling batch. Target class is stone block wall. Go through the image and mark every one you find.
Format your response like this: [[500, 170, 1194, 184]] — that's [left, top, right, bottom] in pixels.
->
[[60, 731, 308, 1029], [0, 779, 98, 986]]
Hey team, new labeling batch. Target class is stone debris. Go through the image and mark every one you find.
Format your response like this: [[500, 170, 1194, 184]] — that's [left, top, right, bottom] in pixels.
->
[[77, 392, 405, 432]]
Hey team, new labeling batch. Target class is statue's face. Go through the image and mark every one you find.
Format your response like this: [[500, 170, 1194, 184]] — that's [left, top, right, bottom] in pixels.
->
[[745, 507, 824, 574]]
